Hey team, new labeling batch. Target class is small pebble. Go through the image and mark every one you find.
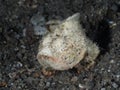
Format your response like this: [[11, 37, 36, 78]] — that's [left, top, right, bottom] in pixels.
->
[[10, 83, 14, 86], [71, 76, 78, 82], [101, 88, 106, 90], [16, 62, 23, 68], [110, 60, 115, 63], [18, 0, 25, 6], [101, 68, 104, 71], [108, 69, 111, 72], [30, 14, 45, 26], [112, 82, 118, 88], [51, 82, 55, 86], [8, 72, 17, 78], [34, 25, 48, 35], [108, 20, 117, 27], [15, 34, 20, 39], [14, 47, 19, 51], [116, 75, 120, 78], [23, 28, 26, 37], [30, 13, 48, 35], [111, 4, 118, 11], [78, 83, 86, 89], [46, 82, 50, 87], [21, 45, 26, 49], [0, 82, 7, 87]]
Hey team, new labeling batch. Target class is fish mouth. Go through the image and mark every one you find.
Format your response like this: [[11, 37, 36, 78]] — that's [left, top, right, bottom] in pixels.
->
[[37, 54, 74, 70]]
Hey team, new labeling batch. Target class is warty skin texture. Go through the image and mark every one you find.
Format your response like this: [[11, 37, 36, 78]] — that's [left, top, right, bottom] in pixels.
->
[[37, 13, 100, 70]]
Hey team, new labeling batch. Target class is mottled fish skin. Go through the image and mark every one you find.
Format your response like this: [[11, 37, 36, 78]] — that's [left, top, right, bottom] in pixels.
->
[[37, 13, 100, 70]]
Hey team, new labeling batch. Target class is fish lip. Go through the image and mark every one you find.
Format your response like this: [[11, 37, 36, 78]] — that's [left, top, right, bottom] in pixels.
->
[[37, 54, 75, 70]]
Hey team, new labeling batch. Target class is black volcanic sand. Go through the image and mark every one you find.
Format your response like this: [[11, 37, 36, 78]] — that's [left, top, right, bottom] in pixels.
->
[[0, 0, 120, 90]]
